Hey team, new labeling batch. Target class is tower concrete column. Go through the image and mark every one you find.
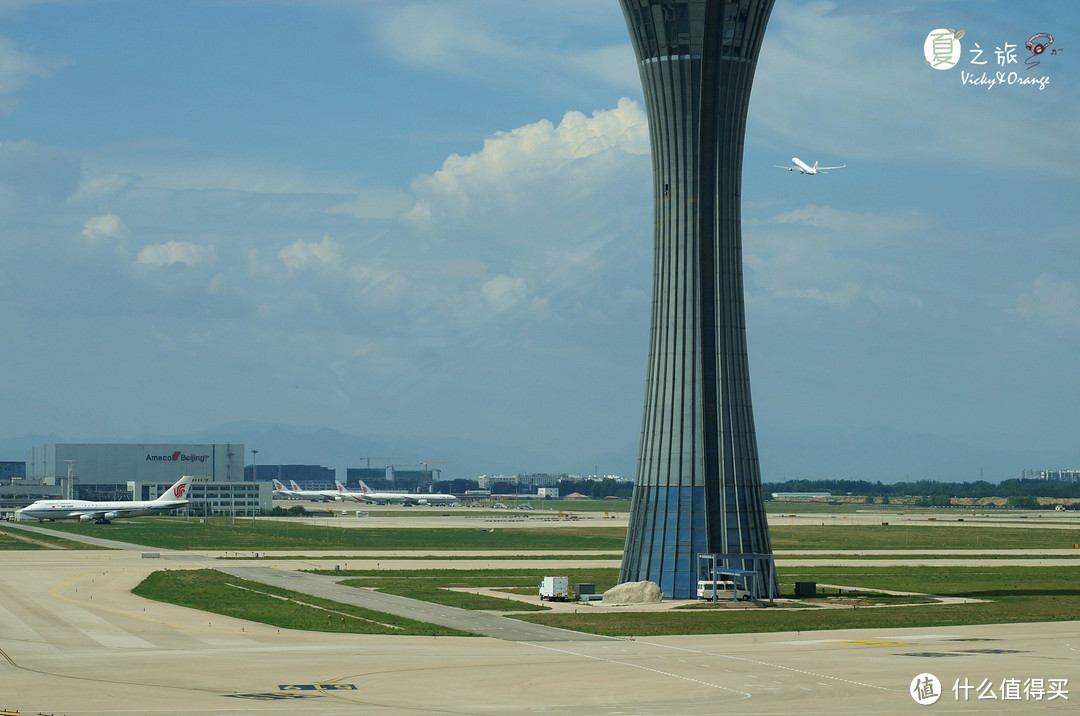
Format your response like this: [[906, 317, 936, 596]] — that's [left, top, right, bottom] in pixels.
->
[[617, 0, 778, 598]]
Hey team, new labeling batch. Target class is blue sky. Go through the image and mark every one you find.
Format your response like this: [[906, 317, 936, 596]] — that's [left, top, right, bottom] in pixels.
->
[[1, 0, 1077, 482]]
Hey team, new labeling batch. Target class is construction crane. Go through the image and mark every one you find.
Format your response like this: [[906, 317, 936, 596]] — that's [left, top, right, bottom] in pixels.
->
[[356, 457, 394, 469], [419, 461, 447, 487]]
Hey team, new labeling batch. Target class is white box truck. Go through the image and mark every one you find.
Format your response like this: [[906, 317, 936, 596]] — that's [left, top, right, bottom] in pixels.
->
[[539, 576, 570, 601]]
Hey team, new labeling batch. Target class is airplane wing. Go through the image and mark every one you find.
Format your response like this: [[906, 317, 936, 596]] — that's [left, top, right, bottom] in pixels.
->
[[773, 164, 800, 171], [816, 165, 846, 170]]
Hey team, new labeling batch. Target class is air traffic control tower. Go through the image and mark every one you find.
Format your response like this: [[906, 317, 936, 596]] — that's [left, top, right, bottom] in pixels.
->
[[617, 0, 778, 599]]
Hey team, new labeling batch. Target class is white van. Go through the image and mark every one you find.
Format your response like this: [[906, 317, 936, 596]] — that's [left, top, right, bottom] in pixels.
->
[[696, 580, 751, 601]]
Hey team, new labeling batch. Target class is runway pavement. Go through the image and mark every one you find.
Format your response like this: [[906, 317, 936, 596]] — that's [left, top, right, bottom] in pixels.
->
[[0, 526, 1076, 714], [0, 548, 1074, 714]]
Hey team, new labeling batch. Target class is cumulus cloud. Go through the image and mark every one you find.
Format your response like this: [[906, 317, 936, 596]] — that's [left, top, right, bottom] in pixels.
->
[[1013, 274, 1080, 330], [405, 97, 647, 224], [279, 236, 344, 270], [80, 214, 128, 244], [135, 241, 217, 269]]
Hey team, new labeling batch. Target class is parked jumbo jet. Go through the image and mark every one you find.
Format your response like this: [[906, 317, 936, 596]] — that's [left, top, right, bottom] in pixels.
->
[[774, 157, 846, 175], [15, 476, 195, 524]]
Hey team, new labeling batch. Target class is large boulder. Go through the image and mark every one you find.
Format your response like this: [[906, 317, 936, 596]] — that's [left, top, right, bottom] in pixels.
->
[[602, 580, 663, 604]]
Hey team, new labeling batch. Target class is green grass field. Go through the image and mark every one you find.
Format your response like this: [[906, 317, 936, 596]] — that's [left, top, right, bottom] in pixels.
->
[[132, 569, 474, 636], [769, 524, 1080, 550], [28, 514, 1078, 553], [32, 518, 627, 551], [0, 524, 103, 550], [134, 564, 1080, 638], [513, 565, 1080, 636]]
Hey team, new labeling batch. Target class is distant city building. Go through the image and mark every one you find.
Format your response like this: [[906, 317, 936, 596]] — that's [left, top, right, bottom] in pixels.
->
[[1023, 469, 1080, 483], [0, 461, 26, 482], [131, 479, 270, 516], [538, 487, 560, 499], [246, 464, 336, 487], [477, 473, 566, 492], [345, 467, 389, 488]]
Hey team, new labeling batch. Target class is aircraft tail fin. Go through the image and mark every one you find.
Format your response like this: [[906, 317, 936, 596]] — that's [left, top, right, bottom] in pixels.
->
[[157, 475, 194, 502], [335, 480, 346, 491], [272, 479, 286, 491], [290, 480, 301, 491], [357, 480, 371, 493]]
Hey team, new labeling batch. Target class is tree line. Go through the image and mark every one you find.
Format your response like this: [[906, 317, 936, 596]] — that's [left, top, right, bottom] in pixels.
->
[[763, 478, 1080, 500]]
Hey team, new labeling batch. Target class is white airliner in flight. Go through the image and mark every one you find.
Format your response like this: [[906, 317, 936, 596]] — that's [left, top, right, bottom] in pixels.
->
[[338, 480, 457, 506], [774, 157, 846, 175], [15, 476, 195, 524]]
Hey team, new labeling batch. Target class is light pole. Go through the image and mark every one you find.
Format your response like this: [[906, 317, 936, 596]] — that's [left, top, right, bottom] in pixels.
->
[[251, 449, 259, 523]]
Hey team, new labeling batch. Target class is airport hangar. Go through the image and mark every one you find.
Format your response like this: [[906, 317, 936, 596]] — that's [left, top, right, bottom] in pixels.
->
[[13, 443, 271, 516]]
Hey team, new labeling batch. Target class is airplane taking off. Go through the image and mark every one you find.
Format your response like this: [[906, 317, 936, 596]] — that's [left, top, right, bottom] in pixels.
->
[[15, 476, 195, 524], [774, 157, 846, 175]]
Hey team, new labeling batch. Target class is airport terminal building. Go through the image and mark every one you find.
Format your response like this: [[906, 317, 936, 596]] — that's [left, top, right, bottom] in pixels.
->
[[21, 443, 268, 515]]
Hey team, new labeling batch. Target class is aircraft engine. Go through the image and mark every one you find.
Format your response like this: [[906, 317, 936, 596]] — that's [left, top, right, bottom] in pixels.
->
[[79, 514, 95, 522], [103, 511, 121, 521]]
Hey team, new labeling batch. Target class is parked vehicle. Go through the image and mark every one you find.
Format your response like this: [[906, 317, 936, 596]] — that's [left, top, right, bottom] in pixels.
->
[[696, 580, 751, 601], [539, 576, 571, 601]]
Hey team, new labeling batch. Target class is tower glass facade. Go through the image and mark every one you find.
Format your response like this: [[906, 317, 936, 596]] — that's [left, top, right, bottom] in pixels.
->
[[617, 0, 778, 598]]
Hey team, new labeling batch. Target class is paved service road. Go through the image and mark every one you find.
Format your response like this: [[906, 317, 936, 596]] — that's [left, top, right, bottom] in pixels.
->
[[214, 563, 611, 642]]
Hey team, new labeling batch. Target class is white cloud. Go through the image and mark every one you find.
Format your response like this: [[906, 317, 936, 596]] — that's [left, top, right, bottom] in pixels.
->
[[481, 274, 527, 314], [406, 97, 647, 223], [70, 174, 137, 204], [0, 37, 54, 115], [279, 236, 344, 270], [376, 4, 511, 75], [328, 186, 413, 220], [1013, 273, 1080, 330], [135, 241, 217, 269], [80, 214, 128, 244], [746, 204, 924, 308]]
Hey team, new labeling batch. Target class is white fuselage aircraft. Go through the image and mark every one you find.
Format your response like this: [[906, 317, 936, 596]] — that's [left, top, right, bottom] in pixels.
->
[[336, 480, 457, 506], [16, 476, 195, 524], [774, 157, 846, 175], [271, 479, 301, 499], [287, 480, 339, 502]]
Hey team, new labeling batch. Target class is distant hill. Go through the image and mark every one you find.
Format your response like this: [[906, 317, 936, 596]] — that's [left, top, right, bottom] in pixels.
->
[[3, 422, 1076, 484]]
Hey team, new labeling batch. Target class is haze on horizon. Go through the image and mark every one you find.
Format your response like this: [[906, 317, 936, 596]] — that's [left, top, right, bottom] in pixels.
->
[[0, 1, 1077, 482]]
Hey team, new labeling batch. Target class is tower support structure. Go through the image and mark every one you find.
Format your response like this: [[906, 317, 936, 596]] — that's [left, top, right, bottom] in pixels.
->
[[617, 0, 778, 598]]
